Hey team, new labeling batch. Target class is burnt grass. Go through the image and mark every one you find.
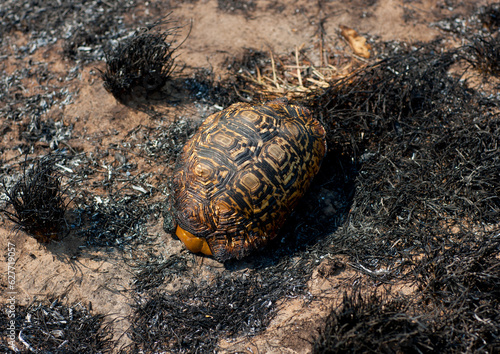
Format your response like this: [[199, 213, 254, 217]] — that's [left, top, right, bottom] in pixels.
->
[[0, 1, 499, 353], [310, 23, 500, 354], [0, 299, 113, 353], [101, 17, 184, 102], [1, 155, 68, 243]]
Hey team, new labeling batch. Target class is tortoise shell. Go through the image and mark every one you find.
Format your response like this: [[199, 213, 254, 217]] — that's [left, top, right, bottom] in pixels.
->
[[172, 98, 327, 262]]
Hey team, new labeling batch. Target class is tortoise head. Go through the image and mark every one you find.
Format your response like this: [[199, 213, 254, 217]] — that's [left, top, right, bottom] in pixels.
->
[[175, 225, 212, 256]]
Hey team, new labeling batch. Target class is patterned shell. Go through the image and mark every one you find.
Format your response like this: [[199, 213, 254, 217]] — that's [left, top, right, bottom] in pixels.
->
[[172, 98, 327, 262]]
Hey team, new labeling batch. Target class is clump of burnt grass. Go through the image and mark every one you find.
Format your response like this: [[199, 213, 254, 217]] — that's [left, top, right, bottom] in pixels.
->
[[465, 35, 500, 76], [313, 39, 500, 273], [313, 292, 432, 353], [309, 32, 500, 354], [127, 265, 311, 353], [1, 155, 68, 243], [314, 231, 500, 353], [416, 232, 500, 303], [0, 299, 112, 353], [102, 17, 186, 101], [415, 230, 500, 352]]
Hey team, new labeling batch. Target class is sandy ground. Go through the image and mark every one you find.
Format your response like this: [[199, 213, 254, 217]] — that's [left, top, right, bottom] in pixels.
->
[[0, 0, 496, 352]]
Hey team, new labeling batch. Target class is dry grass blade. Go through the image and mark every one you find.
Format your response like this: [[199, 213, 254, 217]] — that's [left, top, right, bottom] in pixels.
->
[[240, 49, 353, 101]]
